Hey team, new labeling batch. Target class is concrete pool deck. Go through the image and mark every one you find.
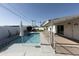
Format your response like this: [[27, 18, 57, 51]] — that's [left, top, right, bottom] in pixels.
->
[[0, 32, 75, 56], [55, 35, 79, 55], [0, 32, 55, 56], [0, 44, 55, 56]]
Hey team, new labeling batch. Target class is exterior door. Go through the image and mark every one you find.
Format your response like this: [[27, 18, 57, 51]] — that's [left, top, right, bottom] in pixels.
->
[[57, 25, 64, 35]]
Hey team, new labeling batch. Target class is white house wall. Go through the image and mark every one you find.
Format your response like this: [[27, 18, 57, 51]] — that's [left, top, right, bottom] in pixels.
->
[[72, 19, 79, 40], [47, 25, 56, 33], [56, 19, 79, 40], [64, 22, 73, 38]]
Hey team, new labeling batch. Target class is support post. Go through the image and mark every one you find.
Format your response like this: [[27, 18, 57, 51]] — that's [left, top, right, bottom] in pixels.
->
[[51, 20, 56, 52]]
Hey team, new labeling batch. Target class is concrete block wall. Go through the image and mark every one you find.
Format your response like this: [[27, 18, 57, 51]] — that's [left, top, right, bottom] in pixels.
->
[[0, 27, 9, 39], [0, 26, 27, 45], [4, 27, 19, 35]]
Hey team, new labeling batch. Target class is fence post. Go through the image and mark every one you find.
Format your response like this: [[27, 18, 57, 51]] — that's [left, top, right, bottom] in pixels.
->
[[51, 20, 56, 53]]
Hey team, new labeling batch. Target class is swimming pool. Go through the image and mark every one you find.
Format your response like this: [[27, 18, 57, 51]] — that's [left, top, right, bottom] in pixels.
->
[[0, 32, 40, 49], [14, 32, 40, 44]]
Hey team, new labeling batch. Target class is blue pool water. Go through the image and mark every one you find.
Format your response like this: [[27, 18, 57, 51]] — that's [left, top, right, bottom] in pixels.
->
[[14, 32, 40, 44], [0, 32, 40, 49]]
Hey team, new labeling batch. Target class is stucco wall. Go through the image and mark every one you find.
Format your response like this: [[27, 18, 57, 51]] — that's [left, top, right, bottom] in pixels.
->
[[64, 22, 73, 38], [72, 19, 79, 40], [47, 25, 56, 33], [56, 19, 79, 40]]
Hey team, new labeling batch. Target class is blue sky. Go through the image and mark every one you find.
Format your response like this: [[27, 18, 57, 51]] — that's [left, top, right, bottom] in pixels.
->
[[0, 3, 79, 26]]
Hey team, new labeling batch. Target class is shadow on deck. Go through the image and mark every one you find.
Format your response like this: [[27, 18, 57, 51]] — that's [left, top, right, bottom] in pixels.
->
[[55, 35, 79, 56]]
